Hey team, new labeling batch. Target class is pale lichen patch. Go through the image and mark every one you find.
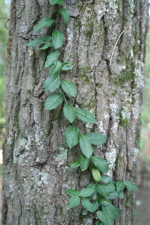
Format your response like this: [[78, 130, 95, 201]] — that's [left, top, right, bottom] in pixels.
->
[[55, 147, 68, 167], [98, 121, 106, 135], [133, 148, 140, 162], [105, 140, 117, 177], [128, 0, 135, 14], [121, 107, 131, 120]]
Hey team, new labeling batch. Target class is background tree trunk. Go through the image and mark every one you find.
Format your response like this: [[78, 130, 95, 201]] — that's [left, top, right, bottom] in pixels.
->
[[2, 0, 149, 224]]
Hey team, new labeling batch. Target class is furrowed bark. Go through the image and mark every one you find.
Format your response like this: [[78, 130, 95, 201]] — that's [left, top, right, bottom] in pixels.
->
[[2, 0, 149, 224]]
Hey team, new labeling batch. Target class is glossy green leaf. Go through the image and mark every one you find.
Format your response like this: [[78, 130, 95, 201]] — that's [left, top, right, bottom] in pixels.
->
[[79, 188, 94, 197], [44, 74, 60, 92], [116, 181, 125, 192], [76, 109, 97, 123], [92, 169, 101, 182], [102, 203, 121, 219], [90, 201, 99, 212], [66, 189, 80, 197], [52, 31, 64, 49], [40, 41, 53, 50], [103, 217, 114, 225], [86, 132, 107, 145], [97, 211, 107, 223], [95, 222, 102, 225], [99, 197, 109, 206], [98, 185, 110, 199], [118, 191, 124, 199], [108, 191, 119, 200], [87, 183, 98, 195], [45, 93, 63, 110], [70, 158, 80, 169], [58, 8, 70, 24], [124, 181, 138, 191], [45, 50, 60, 67], [49, 61, 62, 76], [80, 154, 91, 171], [34, 18, 54, 32], [61, 80, 77, 97], [64, 126, 79, 148], [81, 198, 92, 211], [49, 0, 64, 5], [69, 195, 80, 208], [27, 36, 52, 47], [91, 156, 108, 173], [105, 182, 115, 193], [101, 175, 112, 184], [61, 62, 74, 71], [63, 104, 76, 123], [79, 134, 93, 158]]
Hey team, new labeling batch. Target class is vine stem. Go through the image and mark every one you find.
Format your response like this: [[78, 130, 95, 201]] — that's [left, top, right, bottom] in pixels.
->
[[60, 86, 68, 104], [55, 5, 60, 31]]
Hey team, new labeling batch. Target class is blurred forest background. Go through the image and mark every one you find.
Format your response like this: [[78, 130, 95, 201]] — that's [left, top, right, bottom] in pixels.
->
[[0, 1, 150, 224]]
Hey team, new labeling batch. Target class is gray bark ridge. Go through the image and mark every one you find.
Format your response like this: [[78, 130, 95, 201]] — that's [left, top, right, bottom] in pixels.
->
[[2, 0, 149, 225]]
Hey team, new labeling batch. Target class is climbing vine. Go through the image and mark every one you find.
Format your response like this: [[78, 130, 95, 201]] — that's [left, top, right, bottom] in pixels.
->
[[27, 0, 138, 224]]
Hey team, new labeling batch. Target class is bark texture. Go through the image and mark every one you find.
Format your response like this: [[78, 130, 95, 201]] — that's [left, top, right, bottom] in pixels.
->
[[2, 0, 149, 224]]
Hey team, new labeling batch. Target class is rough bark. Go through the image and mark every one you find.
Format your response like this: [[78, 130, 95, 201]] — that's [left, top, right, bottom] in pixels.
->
[[2, 0, 149, 224]]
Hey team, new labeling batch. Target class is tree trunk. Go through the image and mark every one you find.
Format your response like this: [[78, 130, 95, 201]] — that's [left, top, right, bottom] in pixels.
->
[[2, 0, 149, 224]]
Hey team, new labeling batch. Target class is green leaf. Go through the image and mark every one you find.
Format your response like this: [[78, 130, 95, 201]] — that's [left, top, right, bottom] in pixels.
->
[[92, 169, 101, 182], [45, 50, 60, 67], [101, 175, 112, 184], [70, 158, 81, 169], [105, 182, 115, 193], [87, 183, 98, 195], [34, 18, 54, 32], [44, 74, 60, 92], [61, 62, 74, 71], [97, 210, 114, 225], [118, 191, 124, 199], [108, 191, 119, 200], [80, 154, 91, 171], [58, 8, 70, 24], [98, 185, 110, 199], [63, 104, 76, 123], [81, 198, 92, 211], [49, 61, 62, 76], [97, 211, 107, 223], [95, 221, 101, 225], [116, 181, 125, 192], [64, 126, 79, 148], [91, 156, 108, 173], [102, 217, 114, 225], [76, 109, 97, 123], [79, 188, 94, 197], [86, 132, 107, 145], [61, 80, 77, 97], [99, 197, 109, 206], [69, 195, 80, 208], [90, 201, 99, 212], [66, 189, 80, 197], [40, 41, 53, 50], [52, 31, 64, 49], [49, 0, 64, 5], [102, 203, 121, 219], [27, 36, 52, 47], [124, 181, 138, 191], [79, 134, 93, 158], [45, 93, 63, 110]]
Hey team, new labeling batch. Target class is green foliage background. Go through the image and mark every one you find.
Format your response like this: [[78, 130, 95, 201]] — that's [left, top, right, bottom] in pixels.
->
[[0, 0, 9, 127]]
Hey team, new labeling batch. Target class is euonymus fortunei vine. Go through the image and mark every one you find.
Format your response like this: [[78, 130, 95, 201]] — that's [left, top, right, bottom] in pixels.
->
[[27, 1, 138, 224]]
